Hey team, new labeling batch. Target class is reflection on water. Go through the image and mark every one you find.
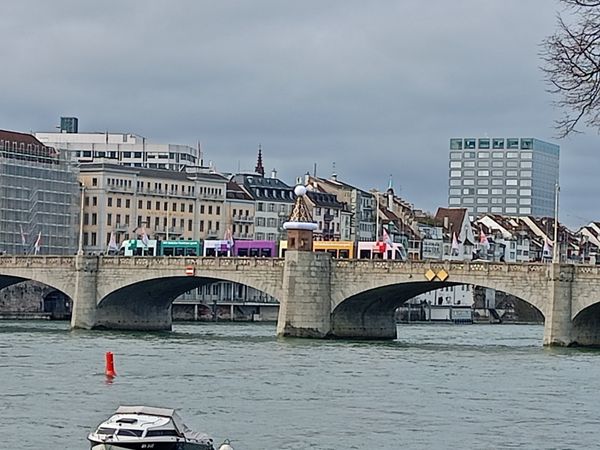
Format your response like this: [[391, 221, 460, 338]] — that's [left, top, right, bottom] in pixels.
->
[[0, 321, 598, 450]]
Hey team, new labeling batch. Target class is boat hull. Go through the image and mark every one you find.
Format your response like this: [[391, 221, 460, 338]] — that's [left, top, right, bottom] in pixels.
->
[[91, 441, 212, 450]]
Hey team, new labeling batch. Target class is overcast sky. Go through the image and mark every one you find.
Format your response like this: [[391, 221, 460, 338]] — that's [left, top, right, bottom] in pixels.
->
[[1, 1, 597, 228]]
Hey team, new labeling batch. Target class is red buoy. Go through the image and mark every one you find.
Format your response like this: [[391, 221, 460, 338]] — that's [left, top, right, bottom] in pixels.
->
[[105, 351, 117, 378]]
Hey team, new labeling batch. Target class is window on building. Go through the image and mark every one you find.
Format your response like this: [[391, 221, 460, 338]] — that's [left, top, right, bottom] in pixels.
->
[[465, 139, 476, 149], [450, 139, 463, 150], [507, 139, 519, 149], [521, 139, 533, 149], [492, 139, 504, 149], [107, 214, 112, 226], [108, 198, 113, 207], [478, 139, 490, 149]]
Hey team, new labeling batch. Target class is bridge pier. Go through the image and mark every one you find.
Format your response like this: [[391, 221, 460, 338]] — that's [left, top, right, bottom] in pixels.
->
[[70, 255, 99, 330], [543, 264, 574, 347], [277, 251, 332, 338]]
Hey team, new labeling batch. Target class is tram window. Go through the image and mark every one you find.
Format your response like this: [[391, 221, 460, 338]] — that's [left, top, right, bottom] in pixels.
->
[[250, 248, 259, 257], [327, 250, 337, 257], [238, 249, 249, 257], [260, 248, 272, 257], [163, 248, 174, 256], [315, 249, 326, 253], [338, 249, 350, 259], [205, 248, 216, 257], [359, 249, 372, 259], [185, 248, 197, 256]]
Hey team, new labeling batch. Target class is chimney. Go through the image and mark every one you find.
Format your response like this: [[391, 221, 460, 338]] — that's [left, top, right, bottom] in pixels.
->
[[443, 216, 449, 230], [304, 171, 310, 185], [271, 168, 277, 179]]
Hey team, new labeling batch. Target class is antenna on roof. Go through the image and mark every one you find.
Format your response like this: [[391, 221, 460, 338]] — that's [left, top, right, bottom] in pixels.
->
[[313, 162, 317, 177]]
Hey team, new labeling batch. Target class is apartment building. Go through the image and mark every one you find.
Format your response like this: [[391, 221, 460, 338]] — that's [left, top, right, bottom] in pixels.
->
[[79, 163, 227, 253]]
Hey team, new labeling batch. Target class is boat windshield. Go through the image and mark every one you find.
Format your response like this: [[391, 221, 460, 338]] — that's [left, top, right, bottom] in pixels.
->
[[117, 429, 144, 437], [97, 428, 116, 435], [146, 430, 180, 437]]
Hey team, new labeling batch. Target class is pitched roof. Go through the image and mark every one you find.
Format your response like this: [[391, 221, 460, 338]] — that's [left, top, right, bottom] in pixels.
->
[[434, 207, 467, 238]]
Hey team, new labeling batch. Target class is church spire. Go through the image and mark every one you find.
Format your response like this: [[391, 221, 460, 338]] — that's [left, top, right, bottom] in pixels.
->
[[387, 174, 394, 194], [255, 144, 265, 177]]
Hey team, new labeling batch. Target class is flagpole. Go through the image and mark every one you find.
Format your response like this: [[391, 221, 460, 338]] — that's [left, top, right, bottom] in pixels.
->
[[375, 191, 380, 242], [552, 183, 560, 264]]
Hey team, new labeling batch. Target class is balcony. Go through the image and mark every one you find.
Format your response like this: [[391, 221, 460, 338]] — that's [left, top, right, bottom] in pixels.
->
[[114, 223, 129, 232], [233, 214, 254, 223]]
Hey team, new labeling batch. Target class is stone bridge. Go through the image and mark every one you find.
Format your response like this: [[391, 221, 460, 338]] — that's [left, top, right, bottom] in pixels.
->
[[0, 251, 599, 346]]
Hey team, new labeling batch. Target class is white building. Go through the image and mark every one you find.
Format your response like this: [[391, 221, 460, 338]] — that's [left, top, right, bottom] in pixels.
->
[[36, 129, 200, 171]]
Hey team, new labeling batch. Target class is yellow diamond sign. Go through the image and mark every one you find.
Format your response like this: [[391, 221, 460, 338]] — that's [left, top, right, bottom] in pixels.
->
[[437, 269, 449, 281], [425, 269, 436, 281]]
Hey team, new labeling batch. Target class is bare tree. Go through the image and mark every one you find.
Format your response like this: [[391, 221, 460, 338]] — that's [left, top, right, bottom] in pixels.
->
[[542, 0, 600, 136]]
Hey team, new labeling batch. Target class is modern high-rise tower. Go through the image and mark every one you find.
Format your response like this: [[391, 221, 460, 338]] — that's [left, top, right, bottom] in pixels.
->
[[448, 137, 559, 218]]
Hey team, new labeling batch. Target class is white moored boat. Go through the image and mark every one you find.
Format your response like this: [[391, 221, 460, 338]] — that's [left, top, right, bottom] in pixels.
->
[[88, 405, 216, 450]]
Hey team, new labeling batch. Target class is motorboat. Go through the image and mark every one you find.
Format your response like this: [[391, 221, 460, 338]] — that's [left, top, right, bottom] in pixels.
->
[[88, 405, 219, 450]]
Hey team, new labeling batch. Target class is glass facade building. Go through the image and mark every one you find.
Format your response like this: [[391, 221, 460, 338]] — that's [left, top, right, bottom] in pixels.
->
[[448, 138, 559, 218]]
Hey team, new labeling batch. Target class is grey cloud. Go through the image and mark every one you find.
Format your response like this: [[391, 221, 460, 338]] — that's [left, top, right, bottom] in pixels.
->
[[0, 0, 596, 228]]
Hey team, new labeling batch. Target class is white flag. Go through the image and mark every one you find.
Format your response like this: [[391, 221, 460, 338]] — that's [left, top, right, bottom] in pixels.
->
[[34, 232, 41, 255], [107, 231, 119, 252], [19, 225, 26, 246], [451, 232, 460, 255], [140, 227, 150, 247]]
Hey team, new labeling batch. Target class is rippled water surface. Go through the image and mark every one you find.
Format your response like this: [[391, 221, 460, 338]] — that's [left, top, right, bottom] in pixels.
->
[[1, 321, 599, 449]]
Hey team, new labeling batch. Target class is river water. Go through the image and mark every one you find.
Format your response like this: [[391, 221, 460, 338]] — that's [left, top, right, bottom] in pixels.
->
[[0, 320, 598, 450]]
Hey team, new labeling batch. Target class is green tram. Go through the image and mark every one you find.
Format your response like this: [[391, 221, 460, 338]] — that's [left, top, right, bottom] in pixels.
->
[[119, 239, 202, 256]]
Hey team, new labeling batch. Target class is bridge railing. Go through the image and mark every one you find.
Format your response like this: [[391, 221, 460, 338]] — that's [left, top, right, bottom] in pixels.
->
[[98, 256, 286, 268], [0, 255, 77, 267], [332, 259, 552, 273]]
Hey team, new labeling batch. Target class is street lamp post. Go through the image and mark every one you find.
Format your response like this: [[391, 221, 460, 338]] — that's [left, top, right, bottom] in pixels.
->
[[552, 183, 560, 264], [77, 184, 85, 256]]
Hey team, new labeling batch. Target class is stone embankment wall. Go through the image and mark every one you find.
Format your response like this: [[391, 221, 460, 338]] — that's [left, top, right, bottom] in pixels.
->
[[0, 281, 46, 313]]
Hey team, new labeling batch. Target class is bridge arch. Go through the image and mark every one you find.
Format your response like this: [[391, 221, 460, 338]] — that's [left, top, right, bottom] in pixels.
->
[[89, 257, 284, 330], [329, 260, 548, 339]]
